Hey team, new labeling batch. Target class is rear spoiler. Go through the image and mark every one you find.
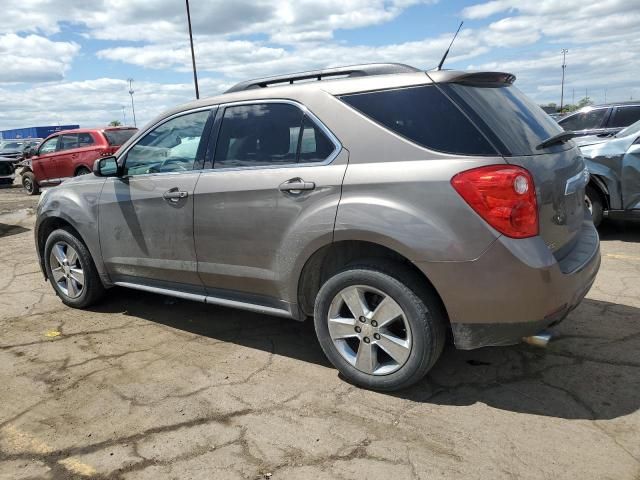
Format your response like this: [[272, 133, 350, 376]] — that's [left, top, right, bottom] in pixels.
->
[[427, 71, 516, 87]]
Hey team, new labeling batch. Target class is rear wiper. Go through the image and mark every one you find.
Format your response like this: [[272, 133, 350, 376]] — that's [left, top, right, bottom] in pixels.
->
[[536, 131, 577, 150]]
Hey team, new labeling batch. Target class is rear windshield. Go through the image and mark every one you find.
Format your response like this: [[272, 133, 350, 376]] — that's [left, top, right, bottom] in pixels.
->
[[104, 129, 137, 146], [341, 85, 497, 156], [440, 83, 565, 156]]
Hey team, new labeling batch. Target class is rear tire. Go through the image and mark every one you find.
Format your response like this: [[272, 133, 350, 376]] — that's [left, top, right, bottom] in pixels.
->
[[314, 262, 446, 391], [44, 228, 105, 308], [75, 166, 91, 176], [585, 185, 604, 227], [22, 172, 39, 195]]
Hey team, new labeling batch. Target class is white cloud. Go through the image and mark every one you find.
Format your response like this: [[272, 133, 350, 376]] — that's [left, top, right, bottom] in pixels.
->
[[0, 77, 232, 130], [0, 34, 79, 82]]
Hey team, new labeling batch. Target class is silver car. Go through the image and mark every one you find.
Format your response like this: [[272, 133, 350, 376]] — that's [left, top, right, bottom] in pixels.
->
[[35, 64, 600, 391]]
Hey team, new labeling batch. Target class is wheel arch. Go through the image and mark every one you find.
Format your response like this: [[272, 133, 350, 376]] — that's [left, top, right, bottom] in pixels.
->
[[296, 239, 449, 323], [588, 174, 610, 210], [74, 164, 92, 176]]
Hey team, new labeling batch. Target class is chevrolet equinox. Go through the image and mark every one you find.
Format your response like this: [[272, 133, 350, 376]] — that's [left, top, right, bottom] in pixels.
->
[[35, 64, 600, 391]]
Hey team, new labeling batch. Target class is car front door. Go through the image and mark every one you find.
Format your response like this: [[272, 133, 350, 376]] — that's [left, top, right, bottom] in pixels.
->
[[193, 101, 346, 306], [31, 136, 60, 183], [98, 108, 213, 294], [622, 137, 640, 210]]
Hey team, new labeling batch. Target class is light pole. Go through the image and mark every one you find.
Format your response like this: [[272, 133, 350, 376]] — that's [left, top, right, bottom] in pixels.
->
[[560, 49, 568, 112], [128, 78, 137, 127], [121, 106, 127, 126], [185, 0, 200, 99]]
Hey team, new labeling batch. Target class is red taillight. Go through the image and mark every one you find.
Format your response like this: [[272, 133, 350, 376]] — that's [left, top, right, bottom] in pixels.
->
[[451, 165, 538, 239]]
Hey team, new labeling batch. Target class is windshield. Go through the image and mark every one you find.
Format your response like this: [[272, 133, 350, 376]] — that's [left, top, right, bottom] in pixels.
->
[[616, 119, 640, 138], [103, 129, 137, 146], [441, 83, 565, 156]]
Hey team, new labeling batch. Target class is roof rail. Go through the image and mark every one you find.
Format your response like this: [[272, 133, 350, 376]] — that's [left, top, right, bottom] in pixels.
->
[[224, 63, 420, 94]]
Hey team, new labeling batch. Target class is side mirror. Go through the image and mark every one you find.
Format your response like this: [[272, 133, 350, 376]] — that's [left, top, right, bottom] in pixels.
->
[[93, 156, 119, 177]]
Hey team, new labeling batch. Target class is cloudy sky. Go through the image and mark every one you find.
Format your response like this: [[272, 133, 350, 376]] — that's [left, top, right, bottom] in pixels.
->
[[1, 0, 639, 131]]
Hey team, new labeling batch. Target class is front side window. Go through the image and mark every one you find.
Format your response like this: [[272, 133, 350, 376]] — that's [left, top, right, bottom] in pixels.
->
[[214, 103, 336, 169], [39, 137, 58, 155], [559, 108, 607, 131], [123, 110, 210, 176], [610, 106, 640, 128]]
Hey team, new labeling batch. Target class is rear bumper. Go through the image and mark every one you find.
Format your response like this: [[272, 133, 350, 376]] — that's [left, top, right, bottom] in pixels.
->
[[418, 220, 600, 349]]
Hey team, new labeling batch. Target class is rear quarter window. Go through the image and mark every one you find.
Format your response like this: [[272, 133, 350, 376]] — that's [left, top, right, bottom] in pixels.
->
[[104, 129, 138, 146], [610, 106, 640, 128], [559, 108, 608, 132], [341, 85, 497, 156]]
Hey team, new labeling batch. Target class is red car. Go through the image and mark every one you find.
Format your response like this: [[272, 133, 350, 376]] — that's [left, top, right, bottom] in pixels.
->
[[21, 127, 137, 194]]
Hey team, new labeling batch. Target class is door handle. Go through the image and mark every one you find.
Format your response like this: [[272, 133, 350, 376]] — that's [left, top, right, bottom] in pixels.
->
[[163, 188, 188, 203], [279, 178, 315, 194]]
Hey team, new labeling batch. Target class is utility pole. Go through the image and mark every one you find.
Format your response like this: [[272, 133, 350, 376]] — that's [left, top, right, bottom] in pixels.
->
[[121, 106, 127, 126], [604, 88, 607, 104], [560, 49, 568, 112], [572, 88, 575, 105], [185, 0, 200, 99], [128, 78, 137, 127]]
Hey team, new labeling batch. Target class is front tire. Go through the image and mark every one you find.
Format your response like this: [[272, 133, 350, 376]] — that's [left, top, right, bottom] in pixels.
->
[[44, 228, 105, 308], [585, 185, 604, 227], [314, 263, 446, 391], [22, 172, 39, 195]]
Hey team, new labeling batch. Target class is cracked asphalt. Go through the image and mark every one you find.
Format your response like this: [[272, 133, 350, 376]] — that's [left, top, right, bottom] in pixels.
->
[[0, 182, 639, 480]]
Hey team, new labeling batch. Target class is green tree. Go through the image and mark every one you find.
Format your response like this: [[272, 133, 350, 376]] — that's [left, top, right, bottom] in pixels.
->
[[576, 97, 594, 109], [109, 120, 122, 126]]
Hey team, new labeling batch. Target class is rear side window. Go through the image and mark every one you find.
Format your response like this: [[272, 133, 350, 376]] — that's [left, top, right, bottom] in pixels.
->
[[559, 108, 608, 132], [214, 103, 336, 168], [77, 133, 94, 147], [341, 85, 497, 156], [610, 106, 640, 128], [104, 129, 137, 146]]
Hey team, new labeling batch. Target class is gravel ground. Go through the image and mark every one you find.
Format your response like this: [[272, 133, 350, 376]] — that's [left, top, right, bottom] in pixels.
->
[[0, 185, 639, 480]]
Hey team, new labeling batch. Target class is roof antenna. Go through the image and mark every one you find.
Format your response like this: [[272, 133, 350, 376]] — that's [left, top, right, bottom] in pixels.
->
[[437, 21, 464, 71]]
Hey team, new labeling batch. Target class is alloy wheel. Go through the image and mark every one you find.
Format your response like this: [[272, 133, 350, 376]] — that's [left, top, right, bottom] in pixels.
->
[[327, 285, 412, 375], [585, 194, 593, 215], [49, 242, 85, 299]]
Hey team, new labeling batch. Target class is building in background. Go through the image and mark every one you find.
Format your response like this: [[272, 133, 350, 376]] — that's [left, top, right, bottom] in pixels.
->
[[0, 125, 80, 140]]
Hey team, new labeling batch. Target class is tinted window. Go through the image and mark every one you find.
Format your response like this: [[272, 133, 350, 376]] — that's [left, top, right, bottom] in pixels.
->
[[616, 119, 640, 138], [443, 84, 565, 156], [39, 137, 58, 154], [58, 134, 78, 151], [104, 129, 137, 146], [559, 108, 608, 132], [214, 104, 304, 168], [77, 133, 94, 147], [124, 110, 209, 176], [610, 106, 640, 128], [341, 85, 496, 155]]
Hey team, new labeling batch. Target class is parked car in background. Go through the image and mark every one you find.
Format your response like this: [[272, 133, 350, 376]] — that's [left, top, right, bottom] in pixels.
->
[[558, 102, 640, 138], [34, 64, 599, 391], [0, 157, 17, 185], [578, 120, 640, 226], [20, 127, 137, 194], [0, 138, 42, 163]]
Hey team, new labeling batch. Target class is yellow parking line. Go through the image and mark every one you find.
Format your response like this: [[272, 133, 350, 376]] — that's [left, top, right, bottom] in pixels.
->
[[1, 425, 96, 476], [604, 253, 640, 261]]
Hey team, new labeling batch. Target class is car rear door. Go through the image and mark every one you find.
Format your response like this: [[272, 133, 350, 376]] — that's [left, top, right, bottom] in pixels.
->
[[622, 136, 640, 210], [98, 108, 213, 294], [54, 133, 79, 179], [193, 101, 346, 305]]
